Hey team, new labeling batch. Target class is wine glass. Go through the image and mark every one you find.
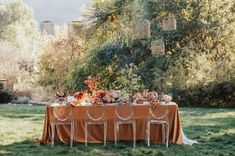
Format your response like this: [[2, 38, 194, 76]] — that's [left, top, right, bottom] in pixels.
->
[[67, 96, 75, 103]]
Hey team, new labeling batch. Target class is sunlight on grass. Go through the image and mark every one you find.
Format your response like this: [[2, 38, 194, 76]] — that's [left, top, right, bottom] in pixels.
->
[[0, 116, 43, 145], [0, 104, 234, 156], [0, 105, 44, 146]]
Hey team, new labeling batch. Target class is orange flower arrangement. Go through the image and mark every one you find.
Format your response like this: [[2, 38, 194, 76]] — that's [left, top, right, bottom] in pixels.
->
[[70, 91, 88, 106], [84, 75, 101, 95], [84, 75, 109, 105], [90, 90, 106, 105], [74, 92, 84, 99], [94, 91, 106, 99]]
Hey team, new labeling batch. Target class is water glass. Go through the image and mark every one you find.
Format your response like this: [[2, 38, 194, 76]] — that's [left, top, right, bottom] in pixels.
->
[[67, 96, 75, 103]]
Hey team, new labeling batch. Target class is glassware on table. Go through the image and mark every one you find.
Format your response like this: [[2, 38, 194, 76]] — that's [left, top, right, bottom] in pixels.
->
[[67, 96, 75, 103]]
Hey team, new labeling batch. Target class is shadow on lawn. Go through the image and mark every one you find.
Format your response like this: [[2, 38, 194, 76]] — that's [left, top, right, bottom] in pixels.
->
[[0, 105, 45, 121], [0, 114, 44, 122], [0, 140, 177, 156], [1, 136, 234, 156], [182, 113, 235, 139]]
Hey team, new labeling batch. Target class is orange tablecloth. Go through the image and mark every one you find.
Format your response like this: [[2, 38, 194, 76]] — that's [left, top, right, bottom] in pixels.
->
[[40, 102, 182, 145]]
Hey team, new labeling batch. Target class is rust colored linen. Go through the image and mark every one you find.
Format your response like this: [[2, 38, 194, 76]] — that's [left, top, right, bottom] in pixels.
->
[[40, 102, 182, 145]]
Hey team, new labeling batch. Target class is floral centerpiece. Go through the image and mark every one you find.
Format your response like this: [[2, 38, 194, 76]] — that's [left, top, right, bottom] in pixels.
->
[[70, 76, 122, 106], [91, 90, 106, 105], [84, 75, 106, 105], [131, 92, 145, 104], [84, 75, 101, 95], [69, 75, 171, 106], [102, 90, 121, 103], [84, 75, 123, 105], [70, 91, 89, 106]]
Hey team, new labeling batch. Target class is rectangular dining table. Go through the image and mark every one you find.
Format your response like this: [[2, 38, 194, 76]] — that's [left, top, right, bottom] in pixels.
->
[[40, 102, 183, 145]]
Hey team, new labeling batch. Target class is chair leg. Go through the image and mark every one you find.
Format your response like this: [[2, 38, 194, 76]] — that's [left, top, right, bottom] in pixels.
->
[[115, 123, 120, 146], [117, 123, 119, 145], [166, 123, 169, 148], [104, 122, 107, 146], [70, 122, 74, 147], [147, 122, 150, 147], [162, 124, 165, 144], [74, 122, 77, 144], [145, 121, 148, 144], [133, 123, 136, 148], [85, 123, 88, 146], [51, 123, 55, 147], [114, 123, 117, 146]]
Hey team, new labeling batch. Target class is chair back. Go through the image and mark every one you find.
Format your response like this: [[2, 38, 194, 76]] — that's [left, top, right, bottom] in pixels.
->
[[52, 105, 72, 122], [115, 103, 134, 121], [148, 105, 169, 121], [86, 104, 105, 122]]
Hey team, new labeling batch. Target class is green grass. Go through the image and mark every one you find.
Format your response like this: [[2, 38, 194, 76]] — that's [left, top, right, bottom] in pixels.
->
[[0, 104, 234, 156]]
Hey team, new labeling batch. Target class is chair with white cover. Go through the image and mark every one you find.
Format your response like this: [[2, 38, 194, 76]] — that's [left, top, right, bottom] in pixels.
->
[[51, 105, 75, 147], [146, 105, 169, 147], [85, 104, 107, 146], [114, 103, 136, 148]]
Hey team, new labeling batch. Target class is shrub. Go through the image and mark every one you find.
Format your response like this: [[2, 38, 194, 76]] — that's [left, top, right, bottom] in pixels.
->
[[0, 89, 14, 103], [13, 90, 32, 98], [11, 96, 30, 104], [0, 83, 4, 90], [175, 81, 235, 108], [38, 27, 84, 93]]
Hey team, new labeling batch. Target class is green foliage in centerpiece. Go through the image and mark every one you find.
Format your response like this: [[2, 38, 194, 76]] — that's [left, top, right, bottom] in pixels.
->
[[114, 63, 142, 95]]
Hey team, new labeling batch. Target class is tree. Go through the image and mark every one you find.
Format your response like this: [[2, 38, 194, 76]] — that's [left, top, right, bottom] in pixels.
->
[[0, 0, 39, 58], [38, 26, 84, 94], [78, 0, 235, 106], [0, 0, 39, 91]]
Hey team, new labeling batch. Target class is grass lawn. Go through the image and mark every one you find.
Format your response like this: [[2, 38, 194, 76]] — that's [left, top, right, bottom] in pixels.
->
[[0, 104, 234, 156]]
